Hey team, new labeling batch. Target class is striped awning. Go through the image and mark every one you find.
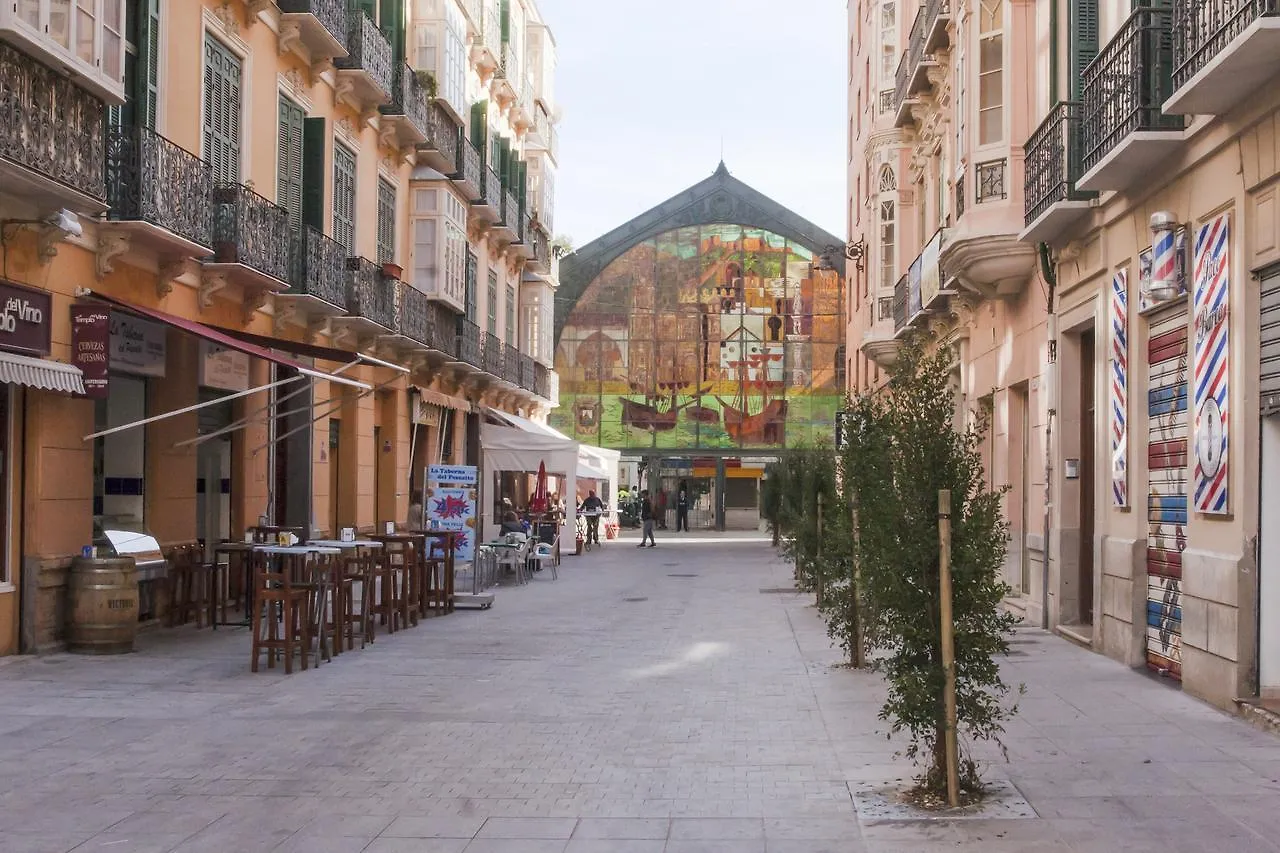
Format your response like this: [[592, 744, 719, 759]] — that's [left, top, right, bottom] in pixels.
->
[[0, 352, 85, 394]]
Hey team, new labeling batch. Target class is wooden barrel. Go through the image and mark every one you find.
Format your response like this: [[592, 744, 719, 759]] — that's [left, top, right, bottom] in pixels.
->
[[68, 557, 139, 654]]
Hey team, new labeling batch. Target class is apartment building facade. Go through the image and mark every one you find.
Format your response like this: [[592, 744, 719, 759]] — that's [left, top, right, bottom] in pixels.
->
[[0, 0, 560, 654], [851, 0, 1280, 711]]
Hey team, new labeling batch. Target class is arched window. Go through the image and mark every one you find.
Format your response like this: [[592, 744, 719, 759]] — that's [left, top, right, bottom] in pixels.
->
[[879, 164, 896, 193]]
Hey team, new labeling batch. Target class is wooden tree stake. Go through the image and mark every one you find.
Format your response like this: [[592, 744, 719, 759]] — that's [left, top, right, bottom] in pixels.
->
[[939, 489, 960, 807]]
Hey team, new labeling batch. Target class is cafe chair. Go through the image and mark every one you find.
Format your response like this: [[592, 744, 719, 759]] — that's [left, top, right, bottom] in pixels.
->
[[249, 552, 310, 674], [529, 535, 559, 581]]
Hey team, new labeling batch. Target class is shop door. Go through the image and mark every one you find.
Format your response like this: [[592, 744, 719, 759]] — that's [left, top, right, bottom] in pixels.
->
[[197, 393, 233, 557], [1146, 303, 1190, 681], [1080, 331, 1096, 626], [329, 418, 341, 536], [1257, 269, 1280, 690]]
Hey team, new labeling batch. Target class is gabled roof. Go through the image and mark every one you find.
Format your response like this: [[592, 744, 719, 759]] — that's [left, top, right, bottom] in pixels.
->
[[556, 162, 845, 343]]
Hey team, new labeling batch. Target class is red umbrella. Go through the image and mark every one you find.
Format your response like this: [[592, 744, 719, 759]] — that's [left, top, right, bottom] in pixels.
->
[[530, 460, 549, 514]]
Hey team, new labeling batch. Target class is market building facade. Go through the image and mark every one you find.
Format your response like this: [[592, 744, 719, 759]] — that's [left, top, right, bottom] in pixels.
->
[[0, 0, 560, 655], [554, 164, 846, 530]]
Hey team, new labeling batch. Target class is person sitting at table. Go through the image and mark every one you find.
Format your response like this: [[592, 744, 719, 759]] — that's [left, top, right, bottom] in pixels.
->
[[500, 510, 526, 537], [407, 490, 424, 532]]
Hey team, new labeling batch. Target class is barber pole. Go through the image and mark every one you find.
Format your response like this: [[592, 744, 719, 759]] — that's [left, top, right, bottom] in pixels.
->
[[1192, 213, 1231, 514], [1150, 213, 1180, 301], [1110, 269, 1129, 507]]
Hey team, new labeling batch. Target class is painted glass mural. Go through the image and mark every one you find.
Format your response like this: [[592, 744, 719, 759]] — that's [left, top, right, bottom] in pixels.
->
[[552, 225, 845, 450]]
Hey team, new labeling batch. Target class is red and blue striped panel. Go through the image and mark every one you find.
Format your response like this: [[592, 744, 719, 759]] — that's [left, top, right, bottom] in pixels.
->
[[1111, 270, 1129, 506], [1192, 213, 1231, 514]]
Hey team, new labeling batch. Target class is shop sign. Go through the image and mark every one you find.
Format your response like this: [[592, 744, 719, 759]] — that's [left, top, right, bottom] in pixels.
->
[[109, 312, 166, 377], [0, 279, 52, 356], [920, 231, 943, 309], [412, 394, 441, 426], [428, 464, 478, 486], [198, 340, 249, 392], [71, 304, 110, 399]]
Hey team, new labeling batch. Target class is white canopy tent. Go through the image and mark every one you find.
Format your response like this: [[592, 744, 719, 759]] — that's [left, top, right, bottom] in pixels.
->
[[479, 421, 579, 543]]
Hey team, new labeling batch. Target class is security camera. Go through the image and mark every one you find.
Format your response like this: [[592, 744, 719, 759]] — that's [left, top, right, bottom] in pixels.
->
[[44, 208, 82, 238]]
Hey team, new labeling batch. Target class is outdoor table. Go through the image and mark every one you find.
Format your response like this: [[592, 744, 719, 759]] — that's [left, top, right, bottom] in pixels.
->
[[424, 530, 460, 614], [211, 541, 259, 628], [256, 545, 341, 664]]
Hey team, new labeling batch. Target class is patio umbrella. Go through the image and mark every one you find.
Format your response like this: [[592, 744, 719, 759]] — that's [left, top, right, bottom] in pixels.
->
[[530, 460, 549, 514]]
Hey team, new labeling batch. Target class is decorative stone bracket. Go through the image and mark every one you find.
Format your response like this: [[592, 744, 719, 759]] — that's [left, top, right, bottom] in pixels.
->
[[95, 230, 131, 279]]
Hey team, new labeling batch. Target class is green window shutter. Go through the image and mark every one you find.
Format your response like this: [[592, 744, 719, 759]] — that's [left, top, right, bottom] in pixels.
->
[[332, 143, 357, 253], [301, 116, 327, 231], [470, 100, 488, 164], [377, 178, 396, 264], [516, 160, 527, 207], [140, 0, 159, 129], [203, 35, 242, 184], [1069, 0, 1098, 101], [465, 250, 478, 322], [500, 0, 510, 42], [277, 97, 306, 227], [380, 0, 404, 64]]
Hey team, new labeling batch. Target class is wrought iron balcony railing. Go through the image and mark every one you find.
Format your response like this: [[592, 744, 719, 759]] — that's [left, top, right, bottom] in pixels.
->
[[335, 10, 394, 100], [0, 42, 106, 203], [482, 2, 502, 57], [502, 189, 521, 236], [498, 42, 518, 80], [527, 219, 549, 264], [381, 63, 431, 140], [533, 361, 550, 399], [504, 343, 520, 384], [1023, 101, 1096, 226], [955, 172, 966, 219], [106, 124, 213, 248], [481, 164, 502, 206], [519, 352, 535, 391], [1172, 0, 1278, 92], [893, 8, 928, 115], [457, 318, 482, 366], [451, 136, 482, 194], [975, 158, 1007, 203], [482, 331, 505, 376], [291, 226, 349, 308], [1081, 5, 1186, 175], [401, 285, 432, 347], [348, 256, 398, 329], [211, 183, 294, 284], [879, 89, 895, 115], [277, 0, 349, 48], [893, 274, 908, 333], [426, 102, 460, 167]]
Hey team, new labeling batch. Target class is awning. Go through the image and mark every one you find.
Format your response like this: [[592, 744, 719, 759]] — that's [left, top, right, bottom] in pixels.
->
[[90, 294, 370, 390], [414, 385, 472, 412], [210, 326, 362, 367], [0, 351, 85, 394]]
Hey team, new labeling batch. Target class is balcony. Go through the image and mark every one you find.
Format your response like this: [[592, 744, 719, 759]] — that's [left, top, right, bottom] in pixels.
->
[[504, 342, 522, 386], [380, 63, 432, 148], [203, 183, 293, 308], [493, 189, 521, 242], [450, 139, 482, 201], [0, 0, 125, 102], [417, 102, 461, 174], [455, 318, 482, 367], [334, 11, 393, 112], [458, 0, 484, 35], [482, 331, 505, 377], [862, 296, 901, 368], [399, 286, 456, 358], [277, 0, 349, 70], [526, 222, 550, 274], [471, 164, 502, 222], [1021, 102, 1096, 245], [533, 361, 551, 400], [892, 274, 910, 335], [923, 0, 952, 54], [105, 125, 213, 263], [1079, 5, 1186, 192], [494, 43, 518, 104], [519, 352, 536, 392], [0, 42, 106, 211], [274, 227, 349, 329], [332, 256, 398, 338], [1166, 0, 1280, 114], [893, 5, 941, 128]]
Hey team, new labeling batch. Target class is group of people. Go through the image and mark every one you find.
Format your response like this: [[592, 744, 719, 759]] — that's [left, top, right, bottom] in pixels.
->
[[635, 481, 690, 547]]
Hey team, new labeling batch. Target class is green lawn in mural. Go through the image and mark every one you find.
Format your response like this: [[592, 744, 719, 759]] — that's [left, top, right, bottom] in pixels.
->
[[551, 224, 845, 451]]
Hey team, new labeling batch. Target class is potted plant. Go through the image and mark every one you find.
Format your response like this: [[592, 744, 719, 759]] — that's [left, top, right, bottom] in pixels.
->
[[414, 69, 438, 100], [381, 262, 403, 280]]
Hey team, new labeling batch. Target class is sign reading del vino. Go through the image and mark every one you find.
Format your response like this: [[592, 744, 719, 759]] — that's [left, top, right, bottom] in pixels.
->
[[0, 279, 51, 356]]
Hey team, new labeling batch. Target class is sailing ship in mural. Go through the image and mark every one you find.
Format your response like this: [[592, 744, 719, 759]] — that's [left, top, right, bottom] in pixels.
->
[[621, 380, 716, 431], [718, 346, 786, 444]]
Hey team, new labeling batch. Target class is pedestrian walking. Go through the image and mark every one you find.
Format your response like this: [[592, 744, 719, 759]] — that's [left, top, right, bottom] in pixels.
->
[[676, 481, 690, 532], [655, 486, 669, 529], [638, 490, 656, 547]]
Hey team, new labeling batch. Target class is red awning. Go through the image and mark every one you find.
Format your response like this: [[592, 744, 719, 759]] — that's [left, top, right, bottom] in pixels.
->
[[90, 293, 370, 389]]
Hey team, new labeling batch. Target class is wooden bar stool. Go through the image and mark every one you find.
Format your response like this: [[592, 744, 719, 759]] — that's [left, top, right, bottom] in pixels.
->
[[168, 544, 212, 628], [338, 553, 376, 650], [366, 549, 399, 636], [249, 552, 310, 674]]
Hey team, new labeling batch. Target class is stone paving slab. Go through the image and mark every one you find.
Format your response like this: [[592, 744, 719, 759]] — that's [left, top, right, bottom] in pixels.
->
[[0, 532, 1277, 852]]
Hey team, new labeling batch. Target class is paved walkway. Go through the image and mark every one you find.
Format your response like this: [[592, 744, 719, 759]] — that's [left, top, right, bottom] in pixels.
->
[[0, 533, 1278, 853]]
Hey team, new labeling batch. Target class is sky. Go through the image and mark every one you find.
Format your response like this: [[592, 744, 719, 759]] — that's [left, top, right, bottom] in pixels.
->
[[534, 0, 848, 250]]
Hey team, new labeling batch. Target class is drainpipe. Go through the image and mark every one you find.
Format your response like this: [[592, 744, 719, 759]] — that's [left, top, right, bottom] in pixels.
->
[[1049, 0, 1059, 102], [1039, 242, 1058, 630]]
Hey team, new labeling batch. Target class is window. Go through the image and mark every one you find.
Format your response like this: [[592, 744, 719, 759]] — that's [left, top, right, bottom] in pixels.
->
[[880, 1, 896, 81], [487, 269, 498, 335], [277, 95, 305, 226], [412, 187, 467, 310], [978, 0, 1004, 145], [377, 178, 396, 264], [879, 198, 895, 292], [332, 143, 357, 253], [506, 283, 516, 343], [203, 35, 242, 183]]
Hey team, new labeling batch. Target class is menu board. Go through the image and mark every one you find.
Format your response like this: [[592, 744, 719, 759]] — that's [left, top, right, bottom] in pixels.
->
[[424, 464, 478, 562]]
